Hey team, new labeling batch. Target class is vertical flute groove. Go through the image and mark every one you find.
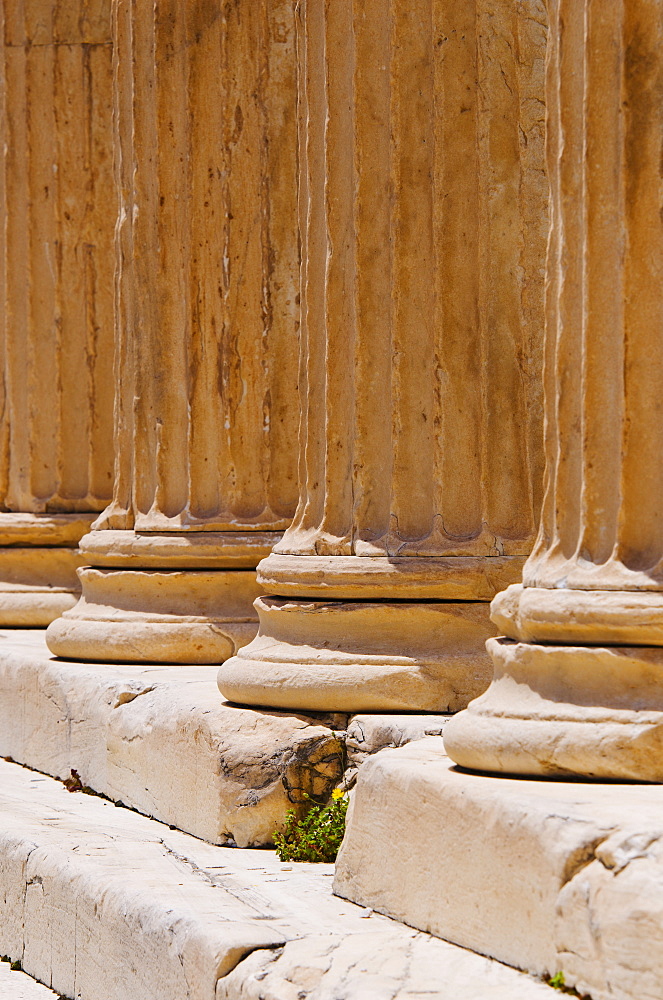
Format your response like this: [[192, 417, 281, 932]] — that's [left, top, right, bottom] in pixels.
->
[[278, 0, 547, 562], [101, 0, 299, 534], [0, 0, 114, 516], [525, 0, 663, 591]]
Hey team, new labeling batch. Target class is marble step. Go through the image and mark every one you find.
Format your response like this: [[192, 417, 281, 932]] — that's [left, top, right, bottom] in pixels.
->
[[0, 960, 61, 999], [0, 757, 554, 1000], [336, 738, 663, 1000], [0, 629, 448, 848]]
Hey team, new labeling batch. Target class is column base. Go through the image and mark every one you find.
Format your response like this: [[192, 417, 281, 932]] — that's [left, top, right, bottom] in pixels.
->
[[0, 513, 95, 626], [443, 637, 663, 780], [0, 548, 82, 625], [45, 566, 261, 664], [217, 596, 496, 712], [45, 529, 280, 664]]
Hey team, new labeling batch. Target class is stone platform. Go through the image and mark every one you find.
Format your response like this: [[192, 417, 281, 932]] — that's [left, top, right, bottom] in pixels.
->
[[0, 960, 60, 999], [0, 631, 347, 847], [0, 758, 553, 1000], [0, 630, 449, 848], [335, 738, 663, 1000]]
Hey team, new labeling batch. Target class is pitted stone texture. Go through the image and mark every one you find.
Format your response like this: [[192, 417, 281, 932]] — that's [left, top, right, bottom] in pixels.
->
[[0, 760, 551, 1000], [0, 1, 114, 626], [0, 962, 60, 999], [335, 739, 663, 1000], [0, 3, 115, 517], [44, 0, 300, 665], [216, 930, 554, 1000], [0, 631, 345, 847], [345, 714, 450, 768]]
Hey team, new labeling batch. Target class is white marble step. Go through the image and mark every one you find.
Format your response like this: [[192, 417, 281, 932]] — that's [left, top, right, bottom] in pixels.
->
[[336, 738, 663, 1000], [0, 960, 60, 998], [0, 758, 553, 1000], [0, 629, 448, 849]]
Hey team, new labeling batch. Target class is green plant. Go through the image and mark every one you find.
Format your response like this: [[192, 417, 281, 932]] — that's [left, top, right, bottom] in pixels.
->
[[273, 789, 348, 862], [547, 972, 588, 997]]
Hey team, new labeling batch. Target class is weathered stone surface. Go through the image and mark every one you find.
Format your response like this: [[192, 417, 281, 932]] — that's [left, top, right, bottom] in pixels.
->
[[0, 0, 115, 624], [45, 0, 300, 664], [445, 0, 663, 780], [335, 739, 663, 1000], [219, 597, 496, 713], [0, 758, 556, 1000], [0, 962, 59, 1000], [46, 567, 262, 664], [0, 631, 345, 847], [445, 638, 663, 780], [345, 713, 450, 768], [217, 929, 554, 1000], [219, 0, 547, 711], [0, 631, 462, 846]]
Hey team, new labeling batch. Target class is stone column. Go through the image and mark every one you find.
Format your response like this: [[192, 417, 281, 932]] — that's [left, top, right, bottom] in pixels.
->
[[0, 0, 115, 625], [445, 0, 663, 780], [46, 0, 299, 664], [218, 0, 548, 711]]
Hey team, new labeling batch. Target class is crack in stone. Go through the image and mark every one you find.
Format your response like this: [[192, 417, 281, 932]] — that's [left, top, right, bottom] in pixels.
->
[[558, 832, 617, 889], [113, 686, 156, 709]]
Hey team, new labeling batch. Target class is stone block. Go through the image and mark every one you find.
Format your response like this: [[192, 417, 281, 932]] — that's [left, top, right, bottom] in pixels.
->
[[0, 631, 345, 847], [334, 738, 663, 1000], [216, 930, 554, 1000], [0, 758, 555, 1000]]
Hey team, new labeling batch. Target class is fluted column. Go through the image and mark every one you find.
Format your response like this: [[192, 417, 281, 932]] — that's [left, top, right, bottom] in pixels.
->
[[445, 0, 663, 779], [0, 0, 115, 624], [46, 0, 299, 664], [218, 0, 548, 711]]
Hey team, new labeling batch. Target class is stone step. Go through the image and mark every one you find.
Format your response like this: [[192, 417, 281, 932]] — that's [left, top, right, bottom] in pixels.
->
[[0, 961, 61, 999], [335, 738, 663, 1000], [0, 757, 553, 1000], [0, 629, 448, 847]]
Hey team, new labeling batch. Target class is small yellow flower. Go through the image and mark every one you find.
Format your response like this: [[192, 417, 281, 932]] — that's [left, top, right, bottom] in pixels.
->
[[331, 788, 345, 801]]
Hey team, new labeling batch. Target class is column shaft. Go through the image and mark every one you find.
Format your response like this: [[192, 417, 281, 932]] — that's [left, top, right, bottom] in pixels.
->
[[46, 0, 300, 664], [445, 0, 663, 779], [218, 0, 548, 711], [0, 0, 115, 624]]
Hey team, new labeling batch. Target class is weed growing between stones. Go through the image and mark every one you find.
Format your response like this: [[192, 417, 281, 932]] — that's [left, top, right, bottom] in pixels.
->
[[274, 789, 348, 862], [547, 972, 591, 998]]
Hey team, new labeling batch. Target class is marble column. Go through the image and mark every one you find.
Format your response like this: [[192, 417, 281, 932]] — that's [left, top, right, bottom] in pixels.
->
[[0, 0, 115, 624], [218, 0, 548, 711], [46, 0, 299, 664], [445, 0, 663, 779]]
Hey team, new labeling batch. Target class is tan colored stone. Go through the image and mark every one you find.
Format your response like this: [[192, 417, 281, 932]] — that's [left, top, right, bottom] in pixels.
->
[[445, 0, 663, 779], [258, 553, 527, 601], [218, 0, 547, 710], [46, 0, 300, 664], [218, 597, 495, 713], [0, 0, 115, 624], [335, 739, 663, 1000], [46, 568, 262, 663], [447, 638, 663, 780], [490, 582, 663, 645], [0, 630, 345, 848]]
